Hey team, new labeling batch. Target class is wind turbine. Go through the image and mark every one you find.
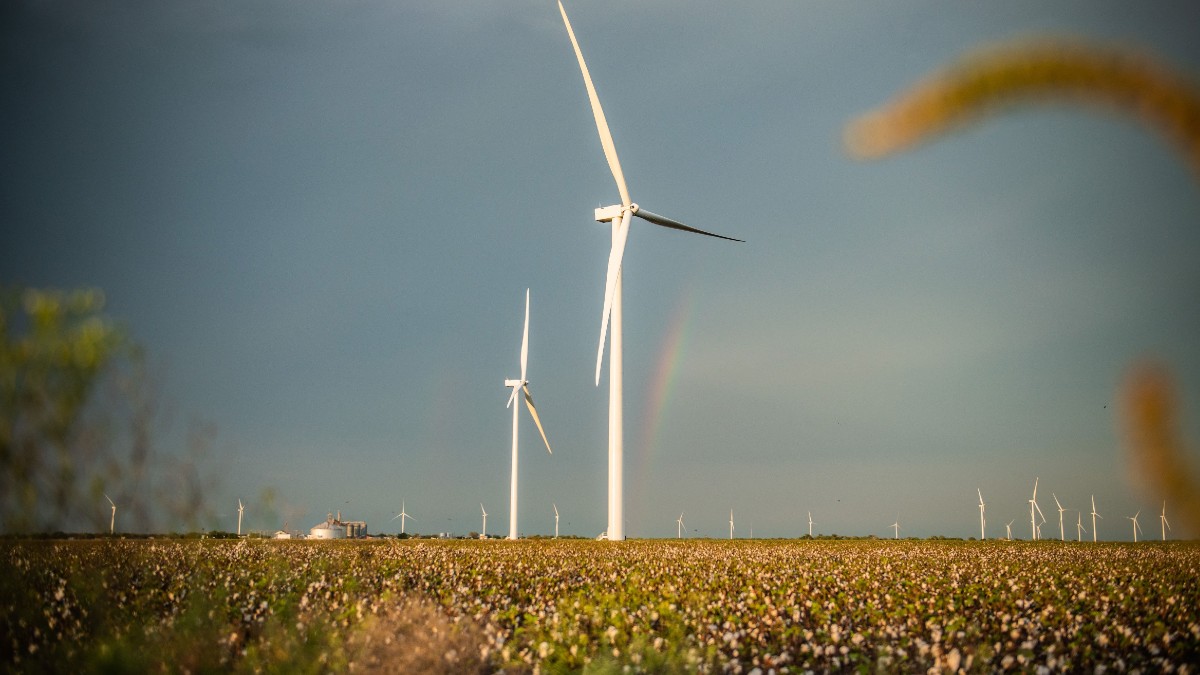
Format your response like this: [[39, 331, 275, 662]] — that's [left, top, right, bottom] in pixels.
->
[[557, 1, 742, 542], [105, 494, 116, 535], [977, 489, 986, 540], [504, 289, 553, 540], [1028, 478, 1044, 541], [1160, 501, 1171, 541], [807, 511, 814, 538], [891, 518, 900, 540], [1005, 519, 1014, 541], [1090, 495, 1102, 542], [553, 503, 560, 539], [391, 501, 414, 535], [480, 503, 488, 539], [1053, 494, 1066, 542], [237, 499, 245, 537], [729, 509, 735, 540], [676, 512, 685, 539], [1076, 512, 1086, 542], [1128, 511, 1143, 542]]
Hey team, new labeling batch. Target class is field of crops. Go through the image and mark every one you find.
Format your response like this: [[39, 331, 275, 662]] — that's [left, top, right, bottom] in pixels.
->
[[2, 538, 1197, 673]]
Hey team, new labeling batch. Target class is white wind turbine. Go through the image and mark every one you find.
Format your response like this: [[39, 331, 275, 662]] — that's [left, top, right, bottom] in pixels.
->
[[1076, 512, 1086, 542], [1028, 478, 1044, 541], [553, 503, 560, 539], [977, 489, 986, 540], [729, 509, 735, 540], [1090, 495, 1102, 542], [504, 289, 553, 540], [891, 517, 900, 540], [237, 499, 245, 537], [391, 501, 414, 535], [480, 503, 488, 539], [1053, 494, 1066, 542], [807, 511, 814, 538], [676, 511, 685, 539], [1160, 501, 1170, 541], [1005, 519, 1014, 541], [105, 493, 116, 535], [1128, 510, 1143, 542], [558, 1, 743, 542]]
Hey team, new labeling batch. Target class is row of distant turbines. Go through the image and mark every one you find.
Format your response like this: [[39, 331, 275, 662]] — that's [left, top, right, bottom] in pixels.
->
[[977, 479, 1172, 543]]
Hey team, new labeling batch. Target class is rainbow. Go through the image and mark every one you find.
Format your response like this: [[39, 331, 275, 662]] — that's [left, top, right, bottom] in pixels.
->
[[629, 292, 696, 520]]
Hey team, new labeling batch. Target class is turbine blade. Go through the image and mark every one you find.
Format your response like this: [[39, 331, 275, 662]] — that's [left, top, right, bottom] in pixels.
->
[[633, 207, 743, 242], [392, 513, 402, 521], [595, 214, 630, 385], [506, 385, 520, 409], [105, 493, 115, 507], [523, 385, 553, 454], [521, 288, 530, 382], [559, 0, 630, 208]]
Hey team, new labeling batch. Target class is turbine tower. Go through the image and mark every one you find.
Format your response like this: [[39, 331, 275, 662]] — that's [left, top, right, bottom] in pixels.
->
[[1005, 519, 1014, 541], [1076, 512, 1086, 542], [1090, 495, 1102, 543], [676, 512, 685, 539], [1160, 501, 1171, 541], [504, 289, 553, 540], [1053, 494, 1066, 542], [729, 509, 735, 540], [891, 518, 900, 540], [391, 501, 414, 535], [807, 511, 814, 538], [1128, 511, 1143, 542], [977, 489, 986, 540], [1028, 478, 1044, 541], [558, 1, 742, 541], [105, 494, 116, 535], [553, 503, 560, 539], [237, 499, 245, 537], [480, 503, 488, 539]]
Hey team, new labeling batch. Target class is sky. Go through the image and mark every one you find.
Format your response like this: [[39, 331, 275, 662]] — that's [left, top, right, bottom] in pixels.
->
[[3, 0, 1199, 541]]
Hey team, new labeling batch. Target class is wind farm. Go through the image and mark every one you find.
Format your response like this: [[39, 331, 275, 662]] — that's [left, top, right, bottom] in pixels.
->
[[3, 1, 1199, 673]]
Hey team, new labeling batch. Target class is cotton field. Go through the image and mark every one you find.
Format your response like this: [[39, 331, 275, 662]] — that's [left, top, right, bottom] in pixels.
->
[[2, 539, 1197, 673]]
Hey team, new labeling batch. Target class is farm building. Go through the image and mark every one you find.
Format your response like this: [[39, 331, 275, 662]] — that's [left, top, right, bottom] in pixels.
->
[[309, 512, 368, 539]]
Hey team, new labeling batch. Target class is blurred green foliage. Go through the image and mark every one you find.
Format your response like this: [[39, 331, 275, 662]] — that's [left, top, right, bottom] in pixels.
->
[[1, 287, 128, 533]]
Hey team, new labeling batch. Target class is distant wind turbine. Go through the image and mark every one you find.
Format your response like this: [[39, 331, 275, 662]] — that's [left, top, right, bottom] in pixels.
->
[[1091, 495, 1102, 543], [891, 517, 900, 540], [558, 0, 742, 541], [1128, 511, 1143, 542], [480, 503, 488, 539], [391, 501, 414, 535], [729, 509, 735, 540], [676, 512, 685, 539], [1053, 494, 1066, 542], [504, 289, 553, 541], [1076, 512, 1086, 542], [1005, 519, 1014, 541], [1028, 478, 1044, 541], [977, 489, 986, 540], [1160, 501, 1171, 541], [807, 511, 814, 538], [553, 503, 560, 539], [105, 493, 116, 535], [237, 499, 245, 537]]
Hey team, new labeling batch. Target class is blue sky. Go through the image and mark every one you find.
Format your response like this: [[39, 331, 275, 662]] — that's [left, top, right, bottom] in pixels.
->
[[3, 1, 1198, 540]]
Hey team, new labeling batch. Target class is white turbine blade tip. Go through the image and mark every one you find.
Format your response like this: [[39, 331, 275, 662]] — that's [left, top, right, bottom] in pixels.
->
[[524, 386, 553, 454], [558, 0, 630, 207]]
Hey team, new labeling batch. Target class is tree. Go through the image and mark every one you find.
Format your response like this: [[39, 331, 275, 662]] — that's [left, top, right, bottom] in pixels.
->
[[1, 287, 127, 532]]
